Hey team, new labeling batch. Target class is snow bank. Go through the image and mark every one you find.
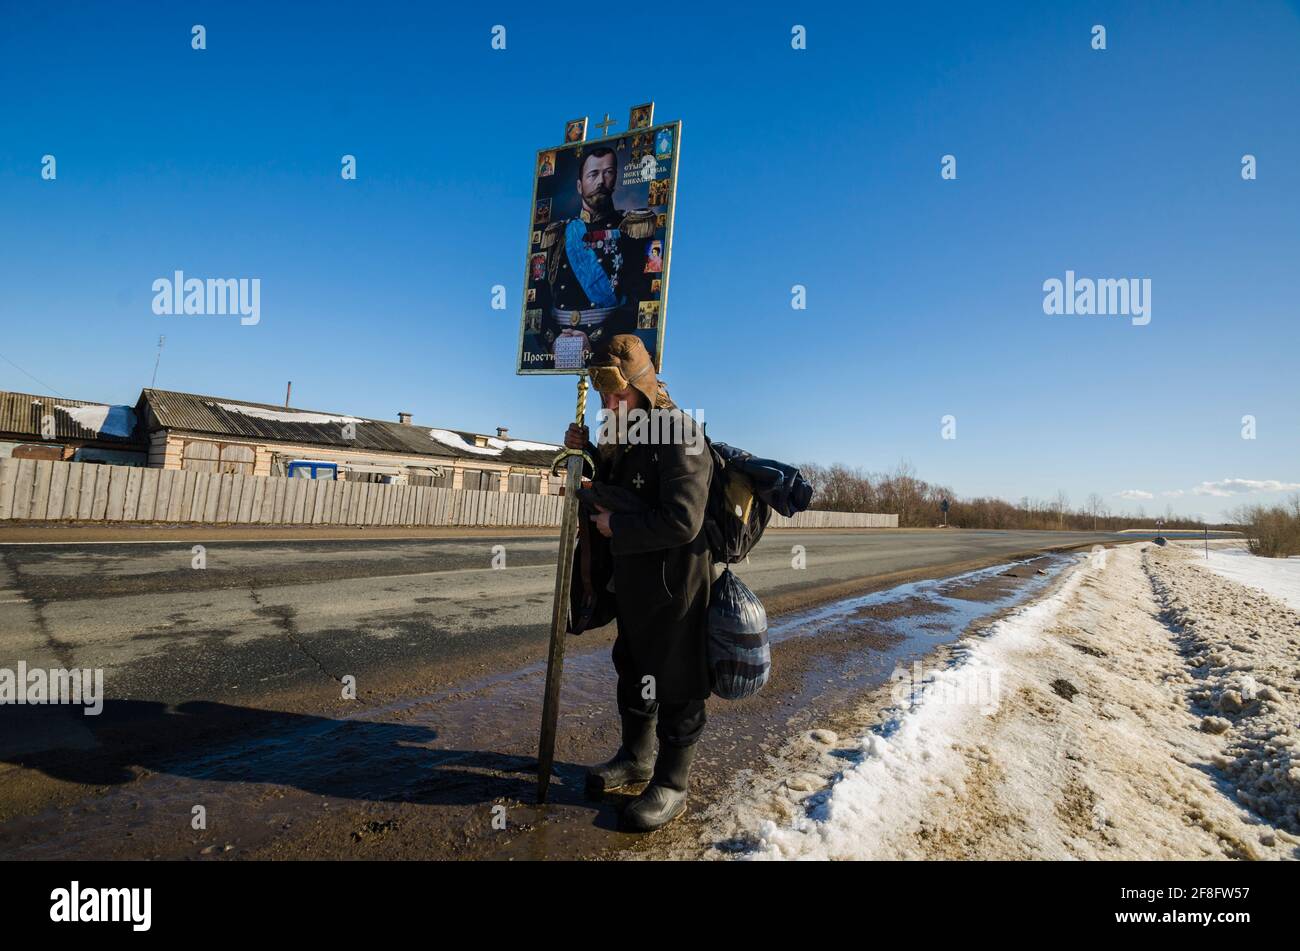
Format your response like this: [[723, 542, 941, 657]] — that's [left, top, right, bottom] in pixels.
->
[[753, 559, 1092, 860], [1147, 547, 1300, 833], [1189, 545, 1300, 613], [678, 543, 1298, 861]]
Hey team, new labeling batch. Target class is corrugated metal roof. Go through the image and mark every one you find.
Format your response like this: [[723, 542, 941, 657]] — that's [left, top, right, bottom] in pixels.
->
[[0, 391, 142, 445], [140, 388, 559, 468]]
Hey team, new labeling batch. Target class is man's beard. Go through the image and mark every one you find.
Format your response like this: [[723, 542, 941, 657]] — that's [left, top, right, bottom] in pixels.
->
[[583, 188, 614, 217]]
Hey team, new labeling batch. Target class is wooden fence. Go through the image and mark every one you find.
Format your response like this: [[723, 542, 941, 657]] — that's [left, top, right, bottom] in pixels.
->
[[0, 459, 563, 528], [0, 458, 897, 530], [770, 510, 898, 529]]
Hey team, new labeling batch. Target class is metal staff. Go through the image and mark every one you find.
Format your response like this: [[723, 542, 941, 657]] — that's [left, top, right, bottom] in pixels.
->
[[536, 373, 594, 802]]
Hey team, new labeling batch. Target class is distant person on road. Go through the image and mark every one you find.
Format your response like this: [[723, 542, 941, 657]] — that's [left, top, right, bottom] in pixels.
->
[[563, 334, 713, 832]]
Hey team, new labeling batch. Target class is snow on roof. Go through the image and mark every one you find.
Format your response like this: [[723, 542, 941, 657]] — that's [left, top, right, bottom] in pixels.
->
[[216, 402, 365, 426], [428, 428, 558, 456], [58, 404, 136, 438], [493, 437, 559, 452]]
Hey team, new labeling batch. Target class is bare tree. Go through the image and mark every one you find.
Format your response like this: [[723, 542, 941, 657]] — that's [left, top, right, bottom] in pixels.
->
[[1086, 492, 1104, 531], [1053, 490, 1070, 530]]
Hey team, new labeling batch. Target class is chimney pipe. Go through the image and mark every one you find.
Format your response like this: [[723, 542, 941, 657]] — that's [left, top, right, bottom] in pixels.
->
[[285, 381, 292, 407], [398, 412, 412, 425], [496, 426, 509, 439]]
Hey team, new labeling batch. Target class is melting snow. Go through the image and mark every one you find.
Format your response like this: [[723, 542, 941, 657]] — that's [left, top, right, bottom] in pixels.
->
[[215, 403, 364, 425], [59, 404, 136, 437], [690, 543, 1300, 861], [751, 560, 1090, 860], [1191, 544, 1300, 613], [428, 429, 556, 456]]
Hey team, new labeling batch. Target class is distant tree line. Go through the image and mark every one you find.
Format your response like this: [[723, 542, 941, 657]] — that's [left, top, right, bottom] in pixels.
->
[[799, 461, 1231, 532], [1230, 495, 1300, 557]]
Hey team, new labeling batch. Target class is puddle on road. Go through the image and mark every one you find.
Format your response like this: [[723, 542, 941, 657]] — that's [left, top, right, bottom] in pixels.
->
[[768, 558, 1061, 646], [0, 555, 1076, 860]]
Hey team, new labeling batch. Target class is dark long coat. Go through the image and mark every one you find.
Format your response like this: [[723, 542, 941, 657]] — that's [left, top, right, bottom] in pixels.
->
[[593, 412, 714, 703]]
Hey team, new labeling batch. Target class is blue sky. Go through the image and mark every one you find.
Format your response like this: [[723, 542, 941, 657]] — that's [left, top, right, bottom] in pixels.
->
[[1, 0, 1297, 521]]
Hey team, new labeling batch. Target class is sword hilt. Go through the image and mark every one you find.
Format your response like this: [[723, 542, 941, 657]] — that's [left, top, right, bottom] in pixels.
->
[[550, 447, 595, 477], [550, 372, 594, 475]]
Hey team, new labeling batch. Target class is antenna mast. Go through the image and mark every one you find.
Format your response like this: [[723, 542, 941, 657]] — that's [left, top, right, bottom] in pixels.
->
[[150, 335, 165, 387]]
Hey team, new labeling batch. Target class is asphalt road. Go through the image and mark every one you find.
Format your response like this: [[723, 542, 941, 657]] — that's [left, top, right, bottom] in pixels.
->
[[0, 528, 1124, 712], [2, 526, 1140, 859]]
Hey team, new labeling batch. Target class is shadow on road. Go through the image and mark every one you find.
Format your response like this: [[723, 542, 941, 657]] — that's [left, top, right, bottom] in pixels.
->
[[0, 699, 591, 812]]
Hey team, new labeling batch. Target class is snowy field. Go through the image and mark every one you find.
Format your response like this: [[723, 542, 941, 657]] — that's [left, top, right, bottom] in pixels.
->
[[1190, 542, 1300, 613], [681, 542, 1300, 860]]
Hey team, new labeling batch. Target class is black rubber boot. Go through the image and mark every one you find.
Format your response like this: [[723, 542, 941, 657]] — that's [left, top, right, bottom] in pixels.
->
[[620, 742, 696, 832], [585, 714, 656, 798]]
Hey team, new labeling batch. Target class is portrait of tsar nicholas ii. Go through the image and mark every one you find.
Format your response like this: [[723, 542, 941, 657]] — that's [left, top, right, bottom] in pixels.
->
[[518, 120, 679, 374], [535, 146, 653, 361]]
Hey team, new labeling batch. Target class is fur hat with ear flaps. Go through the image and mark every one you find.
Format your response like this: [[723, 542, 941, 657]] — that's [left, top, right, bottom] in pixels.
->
[[590, 334, 675, 409]]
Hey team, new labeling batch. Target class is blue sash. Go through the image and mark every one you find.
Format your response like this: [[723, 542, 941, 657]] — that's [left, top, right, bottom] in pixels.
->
[[565, 219, 619, 308]]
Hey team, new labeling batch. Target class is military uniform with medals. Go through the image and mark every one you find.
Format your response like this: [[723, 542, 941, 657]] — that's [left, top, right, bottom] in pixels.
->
[[537, 206, 656, 363]]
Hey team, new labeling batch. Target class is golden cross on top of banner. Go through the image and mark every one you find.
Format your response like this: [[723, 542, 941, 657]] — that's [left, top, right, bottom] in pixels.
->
[[562, 103, 655, 144]]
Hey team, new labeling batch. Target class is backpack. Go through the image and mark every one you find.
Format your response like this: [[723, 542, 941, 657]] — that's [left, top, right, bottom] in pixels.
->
[[702, 437, 813, 565]]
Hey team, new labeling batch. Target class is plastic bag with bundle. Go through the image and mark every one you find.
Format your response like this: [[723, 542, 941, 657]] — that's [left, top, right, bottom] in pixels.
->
[[707, 567, 770, 700]]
